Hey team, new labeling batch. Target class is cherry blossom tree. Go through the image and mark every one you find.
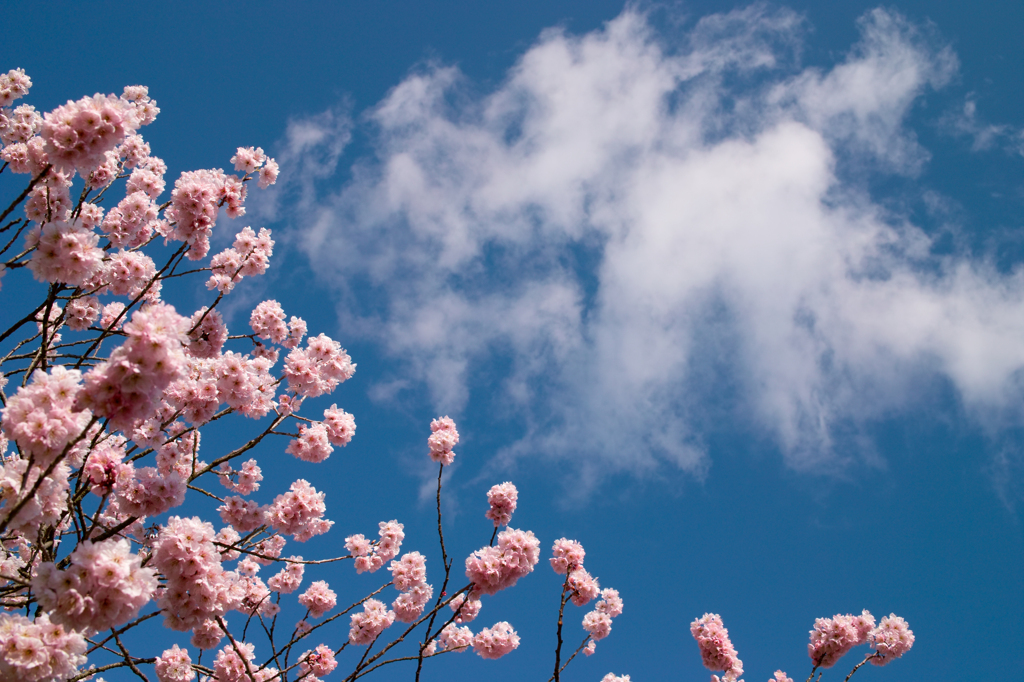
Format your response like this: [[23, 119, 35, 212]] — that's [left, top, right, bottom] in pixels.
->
[[0, 68, 914, 682]]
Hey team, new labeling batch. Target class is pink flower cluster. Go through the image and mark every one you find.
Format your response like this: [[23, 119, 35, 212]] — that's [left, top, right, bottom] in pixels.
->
[[300, 644, 338, 678], [101, 190, 159, 248], [213, 641, 277, 682], [1, 366, 90, 467], [389, 552, 433, 622], [40, 92, 142, 174], [249, 300, 305, 348], [427, 416, 458, 465], [472, 621, 520, 659], [449, 593, 482, 623], [32, 538, 156, 634], [0, 612, 87, 682], [299, 580, 337, 618], [207, 227, 274, 293], [582, 588, 624, 642], [78, 303, 189, 431], [217, 459, 262, 495], [230, 145, 279, 189], [0, 68, 32, 108], [26, 219, 104, 286], [769, 672, 793, 682], [807, 610, 875, 668], [265, 479, 333, 542], [346, 520, 405, 573], [0, 102, 42, 146], [267, 558, 305, 594], [154, 644, 195, 682], [349, 598, 395, 645], [151, 516, 242, 631], [286, 422, 333, 463], [691, 613, 744, 682], [113, 465, 186, 518], [601, 675, 631, 682], [0, 458, 70, 536], [465, 527, 540, 597], [550, 538, 586, 574], [323, 404, 356, 446], [435, 623, 474, 653], [164, 168, 230, 260], [185, 308, 228, 359], [485, 482, 518, 527], [283, 334, 356, 398], [868, 614, 914, 665]]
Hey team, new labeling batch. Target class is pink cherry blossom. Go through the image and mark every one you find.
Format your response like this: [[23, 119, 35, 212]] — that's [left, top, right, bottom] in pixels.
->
[[348, 598, 394, 645], [299, 580, 337, 618], [300, 644, 338, 678], [485, 482, 518, 527], [807, 610, 875, 668], [691, 613, 743, 682], [868, 614, 914, 666], [465, 527, 540, 597], [472, 621, 520, 659], [155, 644, 195, 682], [427, 415, 458, 465], [550, 538, 586, 574]]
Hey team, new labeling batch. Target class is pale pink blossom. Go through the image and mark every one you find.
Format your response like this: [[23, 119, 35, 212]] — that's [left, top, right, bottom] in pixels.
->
[[389, 551, 427, 591], [437, 624, 474, 653], [32, 538, 157, 634], [485, 482, 517, 527], [349, 598, 395, 645], [583, 640, 596, 656], [449, 593, 482, 623], [465, 527, 540, 597], [100, 190, 157, 248], [550, 538, 586, 574], [427, 415, 458, 465], [250, 300, 288, 343], [567, 567, 601, 606], [769, 672, 793, 682], [218, 496, 266, 533], [41, 92, 140, 174], [472, 621, 520, 659], [351, 521, 405, 573], [582, 611, 613, 640], [26, 219, 103, 286], [323, 404, 356, 446], [807, 610, 875, 668], [218, 459, 262, 495], [113, 465, 186, 517], [691, 613, 743, 681], [299, 580, 337, 618], [0, 612, 87, 682], [65, 295, 101, 330], [283, 334, 355, 398], [1, 365, 91, 467], [392, 582, 434, 622], [190, 619, 224, 650], [868, 614, 914, 665], [77, 303, 189, 431], [185, 307, 228, 359], [155, 644, 195, 682], [267, 559, 304, 594], [264, 479, 333, 542], [151, 516, 242, 631], [300, 644, 337, 678], [286, 422, 334, 463], [601, 675, 631, 682]]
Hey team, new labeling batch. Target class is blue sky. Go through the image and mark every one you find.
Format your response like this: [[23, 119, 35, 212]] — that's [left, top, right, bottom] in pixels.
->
[[4, 1, 1023, 681]]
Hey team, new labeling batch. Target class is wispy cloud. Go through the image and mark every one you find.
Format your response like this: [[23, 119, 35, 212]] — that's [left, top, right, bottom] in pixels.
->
[[269, 6, 1024, 487]]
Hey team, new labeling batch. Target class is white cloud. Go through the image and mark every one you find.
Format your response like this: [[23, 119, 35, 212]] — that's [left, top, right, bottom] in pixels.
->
[[278, 6, 1024, 484]]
